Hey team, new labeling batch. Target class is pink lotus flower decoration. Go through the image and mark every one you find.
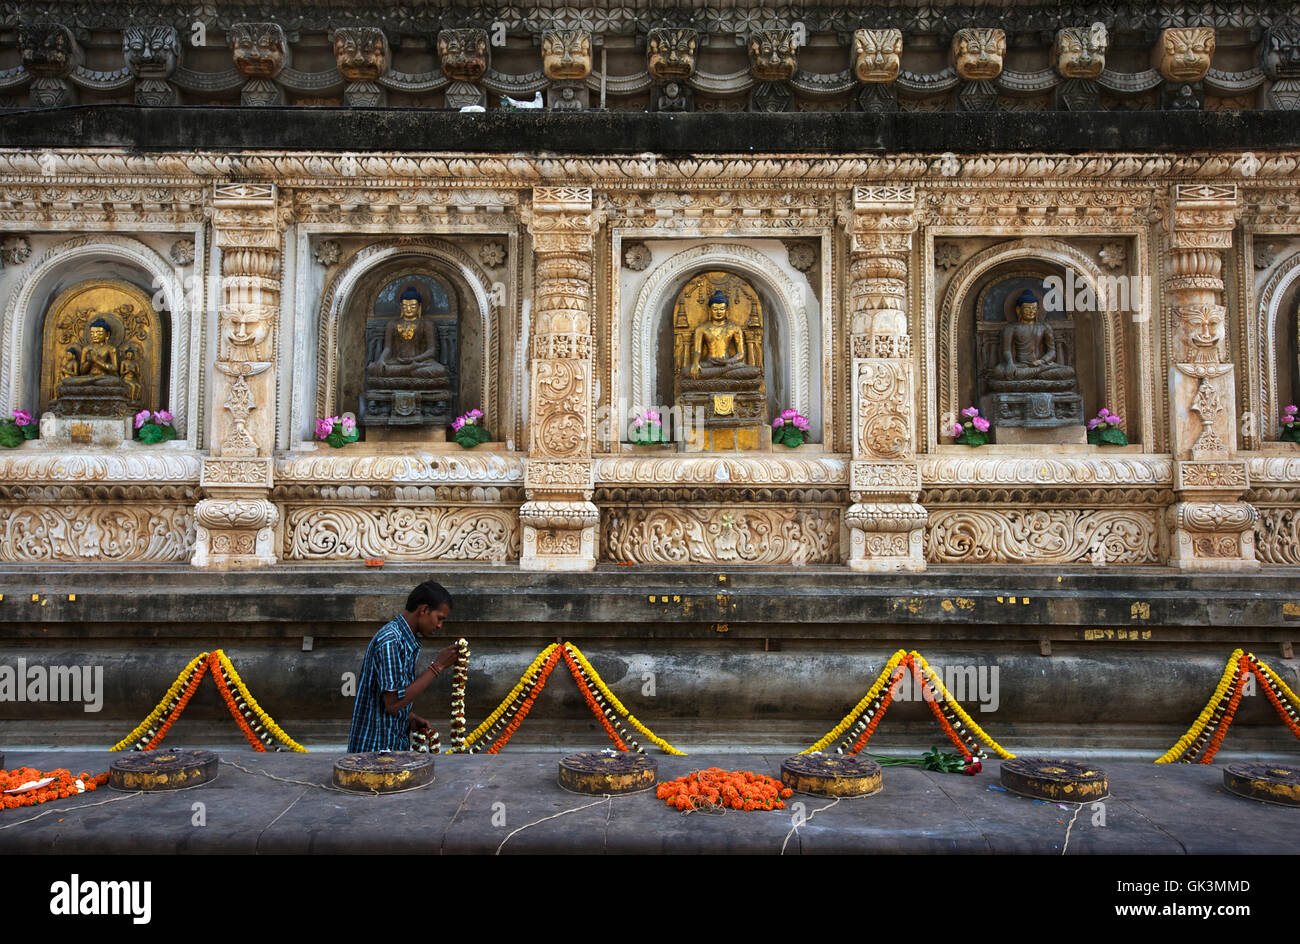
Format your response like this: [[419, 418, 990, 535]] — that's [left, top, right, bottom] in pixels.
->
[[11, 409, 32, 427]]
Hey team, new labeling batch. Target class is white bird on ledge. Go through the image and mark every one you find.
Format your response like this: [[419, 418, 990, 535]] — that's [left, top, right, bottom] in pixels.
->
[[500, 91, 544, 110]]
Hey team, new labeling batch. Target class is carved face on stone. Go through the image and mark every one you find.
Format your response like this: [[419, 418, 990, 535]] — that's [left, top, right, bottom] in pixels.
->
[[19, 23, 82, 78], [1260, 25, 1300, 80], [1055, 23, 1108, 79], [123, 26, 181, 79], [332, 27, 389, 82], [647, 28, 698, 80], [438, 29, 488, 82], [542, 29, 592, 81], [853, 29, 902, 83], [952, 28, 1005, 81], [1182, 304, 1226, 357], [1158, 27, 1215, 83], [230, 23, 288, 79], [748, 29, 797, 82], [224, 305, 270, 355]]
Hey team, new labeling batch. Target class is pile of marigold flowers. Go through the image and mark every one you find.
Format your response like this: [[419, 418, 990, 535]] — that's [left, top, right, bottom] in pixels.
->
[[1, 767, 110, 810], [657, 768, 794, 812]]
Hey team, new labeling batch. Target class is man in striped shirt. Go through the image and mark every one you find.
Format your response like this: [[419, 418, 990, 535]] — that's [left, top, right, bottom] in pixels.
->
[[347, 581, 459, 753]]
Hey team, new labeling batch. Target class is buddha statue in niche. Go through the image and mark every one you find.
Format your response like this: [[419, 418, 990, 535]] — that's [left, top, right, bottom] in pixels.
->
[[52, 316, 133, 416], [361, 284, 454, 427], [685, 290, 762, 383], [366, 286, 451, 388], [990, 290, 1077, 389], [671, 273, 767, 452]]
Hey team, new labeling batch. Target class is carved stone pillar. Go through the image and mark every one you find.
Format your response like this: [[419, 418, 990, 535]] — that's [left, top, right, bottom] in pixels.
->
[[193, 183, 282, 570], [845, 186, 926, 573], [520, 187, 601, 571], [1165, 183, 1258, 571]]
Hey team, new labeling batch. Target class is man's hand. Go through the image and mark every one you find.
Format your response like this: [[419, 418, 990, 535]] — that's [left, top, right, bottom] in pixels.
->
[[430, 643, 459, 673], [409, 713, 430, 732]]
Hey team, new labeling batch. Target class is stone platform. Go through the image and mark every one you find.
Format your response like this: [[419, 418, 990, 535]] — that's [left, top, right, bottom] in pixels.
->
[[1, 750, 1297, 854]]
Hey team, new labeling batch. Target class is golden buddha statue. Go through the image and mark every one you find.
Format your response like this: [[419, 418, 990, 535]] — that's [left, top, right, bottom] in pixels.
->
[[990, 290, 1077, 389], [61, 319, 124, 387], [365, 286, 452, 390], [688, 291, 762, 382]]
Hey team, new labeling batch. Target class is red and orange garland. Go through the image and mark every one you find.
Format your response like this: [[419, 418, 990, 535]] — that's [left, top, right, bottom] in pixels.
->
[[1, 767, 110, 810], [1158, 649, 1300, 763], [806, 650, 1013, 761], [657, 768, 793, 812], [112, 650, 306, 753]]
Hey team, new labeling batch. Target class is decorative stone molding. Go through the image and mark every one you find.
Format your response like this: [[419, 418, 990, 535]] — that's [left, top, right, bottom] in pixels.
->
[[0, 451, 201, 483], [629, 242, 811, 422], [853, 29, 902, 84], [276, 452, 524, 484], [595, 454, 847, 486], [1255, 507, 1300, 565], [926, 507, 1161, 564], [0, 503, 194, 562], [282, 504, 519, 561], [192, 495, 278, 569], [603, 505, 839, 565], [521, 186, 600, 571], [919, 455, 1174, 486], [604, 189, 837, 235]]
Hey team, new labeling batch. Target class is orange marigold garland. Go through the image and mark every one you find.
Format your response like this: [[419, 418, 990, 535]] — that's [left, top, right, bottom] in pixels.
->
[[485, 646, 563, 754], [209, 651, 268, 752], [562, 645, 635, 752], [141, 655, 210, 751], [656, 768, 794, 812], [1, 767, 110, 810]]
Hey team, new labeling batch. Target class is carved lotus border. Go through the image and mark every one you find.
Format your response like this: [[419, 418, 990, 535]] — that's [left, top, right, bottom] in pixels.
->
[[594, 454, 848, 485], [0, 451, 202, 483], [919, 454, 1174, 486], [275, 450, 525, 484]]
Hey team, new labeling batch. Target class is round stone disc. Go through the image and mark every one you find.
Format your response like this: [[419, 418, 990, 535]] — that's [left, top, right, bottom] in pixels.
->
[[781, 754, 883, 797], [1000, 757, 1108, 802], [109, 749, 219, 792], [1223, 763, 1300, 808], [333, 751, 435, 794], [558, 752, 657, 795]]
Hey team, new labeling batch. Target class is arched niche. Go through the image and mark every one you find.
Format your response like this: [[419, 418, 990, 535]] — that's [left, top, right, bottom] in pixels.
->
[[316, 239, 498, 434], [2, 235, 189, 437], [1256, 249, 1300, 439], [630, 243, 814, 438], [939, 238, 1131, 445]]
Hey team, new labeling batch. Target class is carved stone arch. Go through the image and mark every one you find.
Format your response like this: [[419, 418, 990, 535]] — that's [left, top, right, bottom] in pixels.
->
[[630, 243, 813, 424], [315, 238, 499, 428], [938, 238, 1126, 445], [2, 234, 191, 437], [1256, 249, 1300, 440]]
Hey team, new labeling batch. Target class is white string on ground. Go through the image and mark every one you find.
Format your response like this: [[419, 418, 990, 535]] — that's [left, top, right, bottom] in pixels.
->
[[780, 796, 841, 855], [0, 790, 143, 830], [495, 796, 610, 855], [1061, 792, 1109, 855], [221, 759, 359, 794], [260, 791, 304, 835]]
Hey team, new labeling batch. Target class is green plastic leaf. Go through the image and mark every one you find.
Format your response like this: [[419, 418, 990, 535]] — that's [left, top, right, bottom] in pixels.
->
[[138, 423, 164, 444], [0, 422, 24, 448], [1100, 427, 1129, 446], [21, 424, 38, 440]]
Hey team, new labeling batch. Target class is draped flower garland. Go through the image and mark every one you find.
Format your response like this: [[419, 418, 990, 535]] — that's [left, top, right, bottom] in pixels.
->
[[1156, 649, 1300, 764]]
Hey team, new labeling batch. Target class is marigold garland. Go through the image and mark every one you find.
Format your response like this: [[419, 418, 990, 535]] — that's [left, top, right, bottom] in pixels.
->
[[112, 649, 305, 753], [564, 643, 684, 755], [486, 646, 563, 753], [1157, 649, 1300, 763], [657, 768, 793, 812], [464, 643, 559, 748], [562, 645, 632, 752], [1, 767, 110, 810], [802, 649, 1015, 760]]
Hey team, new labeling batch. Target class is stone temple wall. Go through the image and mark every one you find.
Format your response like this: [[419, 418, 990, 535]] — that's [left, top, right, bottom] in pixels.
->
[[0, 141, 1297, 573]]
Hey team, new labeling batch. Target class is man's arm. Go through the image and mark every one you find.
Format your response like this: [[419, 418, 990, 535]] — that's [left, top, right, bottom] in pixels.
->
[[380, 643, 459, 715]]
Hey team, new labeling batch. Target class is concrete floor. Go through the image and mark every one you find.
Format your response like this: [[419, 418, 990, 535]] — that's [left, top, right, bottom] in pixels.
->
[[1, 749, 1296, 854]]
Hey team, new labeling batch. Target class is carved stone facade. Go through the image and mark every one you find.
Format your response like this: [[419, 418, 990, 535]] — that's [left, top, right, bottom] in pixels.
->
[[0, 142, 1297, 571]]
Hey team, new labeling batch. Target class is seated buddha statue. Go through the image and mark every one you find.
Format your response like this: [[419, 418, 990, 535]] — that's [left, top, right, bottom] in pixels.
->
[[365, 287, 452, 391], [61, 319, 127, 388], [989, 290, 1077, 391], [680, 290, 762, 388]]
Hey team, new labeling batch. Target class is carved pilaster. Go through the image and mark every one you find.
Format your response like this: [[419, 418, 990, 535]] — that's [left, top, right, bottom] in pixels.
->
[[521, 187, 600, 571], [1165, 183, 1257, 571], [845, 186, 925, 573], [195, 183, 282, 570]]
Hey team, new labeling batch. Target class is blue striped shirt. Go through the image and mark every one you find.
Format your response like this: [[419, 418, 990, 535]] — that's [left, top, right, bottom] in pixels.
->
[[347, 614, 422, 753]]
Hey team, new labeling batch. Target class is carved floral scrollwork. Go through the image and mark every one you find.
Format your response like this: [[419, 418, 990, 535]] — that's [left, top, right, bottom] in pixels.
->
[[1255, 508, 1300, 565], [283, 505, 519, 561], [603, 506, 839, 565], [925, 508, 1160, 564], [0, 504, 195, 562]]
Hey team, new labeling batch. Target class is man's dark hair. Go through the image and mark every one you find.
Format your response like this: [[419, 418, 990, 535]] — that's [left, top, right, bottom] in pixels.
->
[[406, 580, 452, 612]]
